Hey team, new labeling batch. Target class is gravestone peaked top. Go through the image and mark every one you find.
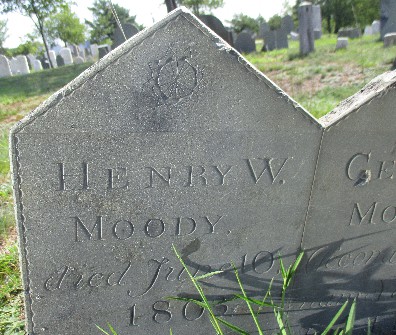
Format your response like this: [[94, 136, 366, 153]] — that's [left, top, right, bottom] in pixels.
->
[[10, 7, 322, 335]]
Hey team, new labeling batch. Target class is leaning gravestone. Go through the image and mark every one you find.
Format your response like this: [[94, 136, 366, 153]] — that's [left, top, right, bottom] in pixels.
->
[[10, 6, 396, 335], [381, 0, 396, 40], [15, 55, 30, 74], [372, 20, 381, 34], [234, 31, 256, 53], [74, 56, 84, 64], [112, 23, 139, 49], [11, 7, 322, 335], [0, 55, 12, 77], [9, 57, 18, 74], [33, 59, 43, 71], [60, 48, 73, 65], [198, 14, 234, 46]]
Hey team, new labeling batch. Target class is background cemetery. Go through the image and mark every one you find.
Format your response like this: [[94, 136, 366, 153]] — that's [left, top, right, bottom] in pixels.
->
[[1, 0, 396, 334]]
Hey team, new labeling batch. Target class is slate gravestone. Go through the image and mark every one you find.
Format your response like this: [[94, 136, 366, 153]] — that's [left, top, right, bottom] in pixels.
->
[[381, 0, 396, 40], [40, 57, 50, 69], [198, 15, 234, 46], [234, 31, 256, 53], [281, 15, 294, 34], [11, 7, 323, 335], [258, 22, 270, 38], [312, 5, 322, 39], [299, 2, 315, 55], [262, 29, 289, 51], [0, 55, 12, 77], [112, 23, 139, 49], [98, 44, 111, 59], [338, 27, 361, 39], [290, 71, 396, 334], [60, 48, 73, 65], [56, 54, 65, 67]]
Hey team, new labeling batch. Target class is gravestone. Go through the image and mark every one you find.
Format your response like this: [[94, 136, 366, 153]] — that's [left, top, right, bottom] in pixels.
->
[[0, 55, 12, 77], [40, 57, 50, 69], [98, 44, 111, 59], [56, 54, 65, 67], [262, 29, 289, 51], [372, 20, 380, 34], [312, 5, 322, 39], [9, 57, 18, 74], [258, 22, 270, 38], [336, 37, 348, 50], [234, 31, 256, 53], [112, 23, 139, 49], [364, 25, 373, 35], [338, 27, 361, 39], [90, 44, 99, 58], [16, 55, 30, 74], [74, 56, 84, 64], [381, 0, 396, 40], [33, 59, 43, 71], [384, 32, 396, 47], [299, 2, 315, 55], [47, 50, 57, 68], [198, 15, 234, 46], [10, 7, 323, 335], [60, 48, 73, 65], [290, 71, 396, 334], [281, 15, 294, 34], [291, 31, 299, 41]]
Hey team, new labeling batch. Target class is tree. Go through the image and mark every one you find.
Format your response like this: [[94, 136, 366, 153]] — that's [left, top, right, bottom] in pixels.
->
[[86, 0, 143, 45], [268, 14, 282, 31], [4, 34, 42, 57], [0, 19, 7, 51], [229, 14, 259, 34], [46, 4, 86, 47], [0, 0, 67, 68], [176, 0, 223, 15]]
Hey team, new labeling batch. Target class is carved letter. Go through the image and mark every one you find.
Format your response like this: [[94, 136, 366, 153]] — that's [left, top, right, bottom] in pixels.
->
[[74, 216, 103, 242], [185, 166, 207, 187], [107, 167, 129, 190], [145, 219, 165, 238], [346, 153, 370, 181], [245, 158, 288, 184], [213, 165, 233, 185], [176, 217, 197, 236], [382, 206, 396, 223], [349, 203, 377, 225], [58, 162, 89, 191], [146, 167, 171, 188], [113, 220, 134, 240], [204, 215, 223, 233]]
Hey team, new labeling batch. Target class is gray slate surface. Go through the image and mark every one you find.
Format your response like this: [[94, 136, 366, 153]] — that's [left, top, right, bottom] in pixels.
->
[[10, 6, 396, 335], [112, 23, 139, 49], [198, 14, 234, 46], [381, 0, 396, 39]]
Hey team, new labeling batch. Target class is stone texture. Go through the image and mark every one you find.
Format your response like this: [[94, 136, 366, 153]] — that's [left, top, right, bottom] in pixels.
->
[[9, 57, 18, 74], [10, 8, 322, 335], [384, 32, 396, 47], [60, 48, 73, 65], [112, 23, 139, 49], [262, 29, 289, 51], [198, 15, 234, 46], [299, 1, 315, 55], [336, 37, 348, 50], [381, 0, 396, 40], [338, 27, 361, 39], [312, 5, 322, 39], [47, 50, 57, 68], [234, 31, 256, 53], [0, 55, 12, 77]]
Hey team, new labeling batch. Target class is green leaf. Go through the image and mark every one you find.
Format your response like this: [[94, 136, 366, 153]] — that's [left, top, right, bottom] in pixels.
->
[[194, 270, 224, 280], [321, 300, 349, 335], [95, 325, 110, 335], [170, 328, 173, 335], [344, 299, 356, 335], [290, 251, 304, 277], [279, 256, 287, 280], [107, 323, 118, 335], [274, 308, 288, 335], [216, 317, 250, 335]]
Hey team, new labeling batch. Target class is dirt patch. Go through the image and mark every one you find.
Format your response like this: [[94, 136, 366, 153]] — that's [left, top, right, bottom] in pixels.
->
[[0, 227, 17, 254]]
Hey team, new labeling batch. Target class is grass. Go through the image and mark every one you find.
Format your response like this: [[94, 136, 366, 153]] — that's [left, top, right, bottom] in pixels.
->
[[0, 34, 393, 334]]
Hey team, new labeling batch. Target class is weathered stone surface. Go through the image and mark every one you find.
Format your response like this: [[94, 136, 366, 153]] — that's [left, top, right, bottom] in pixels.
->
[[262, 29, 289, 51], [338, 27, 361, 39], [291, 71, 396, 334], [234, 31, 256, 53], [60, 48, 73, 65], [112, 23, 139, 49], [384, 32, 396, 47], [299, 2, 315, 55], [336, 37, 348, 50], [381, 0, 396, 40], [0, 55, 12, 77], [198, 15, 234, 46], [11, 8, 322, 335], [312, 5, 322, 39]]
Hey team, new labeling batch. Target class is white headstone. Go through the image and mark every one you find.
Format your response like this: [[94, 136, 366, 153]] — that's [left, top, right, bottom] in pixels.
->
[[291, 31, 299, 40], [0, 55, 12, 77], [90, 44, 99, 58], [60, 48, 73, 65], [364, 25, 374, 35], [336, 37, 348, 50], [33, 59, 43, 71], [47, 50, 57, 68], [372, 20, 381, 34], [9, 57, 18, 74], [74, 56, 84, 64], [16, 55, 30, 74], [384, 32, 396, 47]]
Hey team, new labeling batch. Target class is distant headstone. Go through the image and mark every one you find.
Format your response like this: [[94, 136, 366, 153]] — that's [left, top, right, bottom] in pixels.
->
[[336, 37, 348, 50], [291, 31, 299, 41], [112, 23, 139, 49], [198, 15, 234, 46], [384, 32, 396, 47], [69, 44, 79, 57], [74, 56, 84, 64], [98, 44, 111, 59], [258, 22, 270, 38], [364, 25, 373, 35], [0, 55, 12, 77], [281, 15, 294, 34], [312, 5, 322, 39], [372, 20, 380, 34], [40, 57, 50, 69], [26, 54, 36, 70], [338, 27, 361, 39], [47, 50, 57, 68], [381, 0, 396, 40], [15, 55, 30, 75], [299, 1, 315, 55], [9, 57, 18, 74], [234, 31, 256, 53], [90, 44, 99, 58], [262, 29, 289, 51], [56, 54, 65, 67], [60, 48, 73, 65], [33, 59, 43, 71]]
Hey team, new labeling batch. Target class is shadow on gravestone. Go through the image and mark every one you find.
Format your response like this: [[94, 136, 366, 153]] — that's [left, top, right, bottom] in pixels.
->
[[9, 6, 396, 335], [112, 23, 139, 49], [56, 54, 65, 67], [198, 14, 234, 46]]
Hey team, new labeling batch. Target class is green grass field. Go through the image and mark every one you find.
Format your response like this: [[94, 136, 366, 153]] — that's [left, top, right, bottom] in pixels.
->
[[0, 34, 395, 334]]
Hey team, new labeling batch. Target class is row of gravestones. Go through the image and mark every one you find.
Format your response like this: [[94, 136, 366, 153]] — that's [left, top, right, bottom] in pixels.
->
[[10, 8, 396, 335]]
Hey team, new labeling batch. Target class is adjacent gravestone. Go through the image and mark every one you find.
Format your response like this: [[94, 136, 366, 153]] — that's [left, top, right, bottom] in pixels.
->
[[290, 71, 396, 334], [281, 15, 294, 34], [198, 15, 234, 46], [381, 0, 396, 40], [372, 20, 380, 34], [90, 44, 99, 58], [336, 37, 348, 50], [9, 57, 18, 74], [33, 59, 43, 71], [262, 29, 289, 51], [74, 56, 84, 64], [112, 23, 139, 49], [258, 22, 270, 38], [60, 48, 73, 65], [291, 31, 299, 41], [0, 55, 12, 77], [234, 31, 256, 53], [384, 32, 396, 47], [47, 50, 57, 68], [69, 44, 79, 57], [40, 57, 50, 69], [16, 55, 30, 74], [10, 8, 323, 335], [312, 5, 322, 39], [299, 2, 315, 55], [338, 27, 361, 39], [56, 54, 65, 67], [364, 25, 373, 35], [98, 44, 111, 59]]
